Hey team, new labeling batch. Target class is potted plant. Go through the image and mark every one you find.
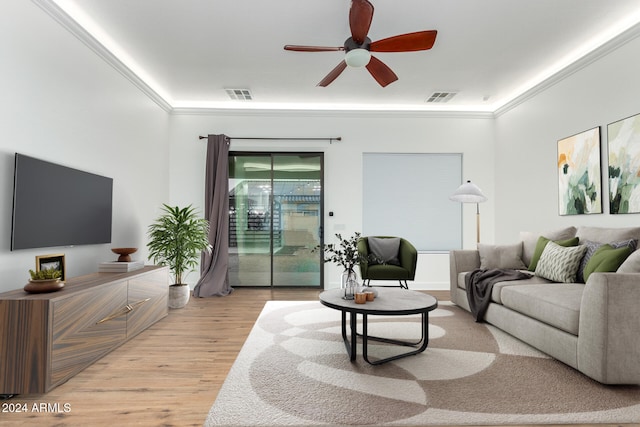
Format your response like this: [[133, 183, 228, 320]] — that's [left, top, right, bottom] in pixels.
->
[[24, 267, 64, 293], [147, 204, 212, 308], [316, 232, 368, 298], [29, 267, 62, 282]]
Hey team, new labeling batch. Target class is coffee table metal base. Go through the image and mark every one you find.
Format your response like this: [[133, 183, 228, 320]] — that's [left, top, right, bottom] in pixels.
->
[[341, 311, 430, 365]]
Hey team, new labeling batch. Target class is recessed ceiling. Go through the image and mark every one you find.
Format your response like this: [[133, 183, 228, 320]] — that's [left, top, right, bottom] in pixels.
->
[[43, 0, 640, 113]]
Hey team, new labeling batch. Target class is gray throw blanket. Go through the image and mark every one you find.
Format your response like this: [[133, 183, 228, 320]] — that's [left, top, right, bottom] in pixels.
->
[[465, 268, 531, 322]]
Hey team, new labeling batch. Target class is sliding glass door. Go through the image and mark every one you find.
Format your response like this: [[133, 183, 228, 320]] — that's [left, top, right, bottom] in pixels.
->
[[228, 153, 323, 287]]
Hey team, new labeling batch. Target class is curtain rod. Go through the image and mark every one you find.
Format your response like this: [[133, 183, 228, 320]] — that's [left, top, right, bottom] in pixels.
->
[[198, 135, 341, 143]]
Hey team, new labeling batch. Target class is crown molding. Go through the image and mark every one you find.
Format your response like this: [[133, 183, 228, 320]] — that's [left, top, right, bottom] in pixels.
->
[[32, 0, 173, 113], [494, 21, 640, 117], [171, 106, 494, 120]]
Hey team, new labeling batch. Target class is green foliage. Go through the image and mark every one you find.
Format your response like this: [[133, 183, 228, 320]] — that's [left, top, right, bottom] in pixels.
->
[[565, 170, 599, 215], [147, 204, 212, 285], [609, 165, 640, 214], [29, 268, 61, 280], [314, 232, 367, 271]]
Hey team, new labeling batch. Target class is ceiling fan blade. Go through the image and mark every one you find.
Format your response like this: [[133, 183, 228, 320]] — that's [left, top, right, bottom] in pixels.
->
[[349, 0, 374, 44], [365, 56, 398, 87], [317, 61, 347, 87], [284, 45, 344, 52], [370, 30, 437, 52]]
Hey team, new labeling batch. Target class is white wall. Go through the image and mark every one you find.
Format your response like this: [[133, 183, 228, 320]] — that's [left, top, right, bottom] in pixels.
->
[[494, 33, 640, 243], [6, 1, 639, 294], [169, 111, 496, 289], [0, 1, 170, 293]]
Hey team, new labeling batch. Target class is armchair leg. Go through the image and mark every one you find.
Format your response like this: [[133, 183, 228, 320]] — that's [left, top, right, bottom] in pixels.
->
[[364, 280, 408, 289]]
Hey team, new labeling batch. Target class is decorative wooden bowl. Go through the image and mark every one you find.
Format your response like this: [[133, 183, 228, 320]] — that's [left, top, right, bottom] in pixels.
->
[[24, 279, 64, 294], [111, 247, 138, 262]]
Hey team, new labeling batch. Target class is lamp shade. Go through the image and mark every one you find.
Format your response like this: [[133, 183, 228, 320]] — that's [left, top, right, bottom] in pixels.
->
[[345, 48, 371, 68], [449, 180, 487, 203]]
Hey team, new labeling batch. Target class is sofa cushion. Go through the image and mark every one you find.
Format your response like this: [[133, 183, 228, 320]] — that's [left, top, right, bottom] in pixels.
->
[[577, 239, 637, 282], [535, 242, 587, 283], [366, 264, 410, 279], [583, 244, 633, 282], [576, 226, 640, 243], [500, 283, 584, 335], [618, 249, 640, 273], [520, 227, 577, 267], [478, 243, 527, 269], [528, 236, 579, 272], [458, 272, 553, 304]]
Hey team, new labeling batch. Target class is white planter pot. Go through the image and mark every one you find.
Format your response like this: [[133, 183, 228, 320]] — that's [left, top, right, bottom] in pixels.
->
[[168, 284, 191, 309]]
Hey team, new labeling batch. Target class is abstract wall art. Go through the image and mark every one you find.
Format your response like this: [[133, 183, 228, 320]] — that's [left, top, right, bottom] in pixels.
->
[[557, 127, 602, 215], [608, 112, 640, 214]]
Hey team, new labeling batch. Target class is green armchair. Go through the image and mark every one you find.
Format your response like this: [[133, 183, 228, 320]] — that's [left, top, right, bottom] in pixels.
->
[[357, 236, 418, 289]]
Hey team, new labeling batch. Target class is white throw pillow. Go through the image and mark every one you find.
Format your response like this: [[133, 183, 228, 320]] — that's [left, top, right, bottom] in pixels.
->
[[535, 241, 587, 283]]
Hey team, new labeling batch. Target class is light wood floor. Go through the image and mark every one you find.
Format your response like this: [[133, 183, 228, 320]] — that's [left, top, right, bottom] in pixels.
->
[[0, 288, 625, 427]]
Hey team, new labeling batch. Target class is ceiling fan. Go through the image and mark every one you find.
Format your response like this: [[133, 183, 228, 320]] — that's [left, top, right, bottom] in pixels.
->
[[284, 0, 437, 87]]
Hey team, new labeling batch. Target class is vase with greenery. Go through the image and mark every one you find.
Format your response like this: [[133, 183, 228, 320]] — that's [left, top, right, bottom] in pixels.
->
[[316, 232, 367, 298], [147, 204, 211, 308]]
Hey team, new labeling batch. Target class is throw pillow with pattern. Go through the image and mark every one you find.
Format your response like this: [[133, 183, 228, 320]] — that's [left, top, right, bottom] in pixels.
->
[[528, 236, 579, 271], [535, 241, 587, 283]]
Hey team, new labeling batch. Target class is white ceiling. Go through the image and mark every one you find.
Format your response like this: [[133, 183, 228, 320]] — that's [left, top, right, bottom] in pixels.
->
[[46, 0, 640, 113]]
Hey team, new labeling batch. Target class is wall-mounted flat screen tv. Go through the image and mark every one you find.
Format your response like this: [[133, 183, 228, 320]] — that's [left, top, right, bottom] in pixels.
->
[[11, 153, 113, 250]]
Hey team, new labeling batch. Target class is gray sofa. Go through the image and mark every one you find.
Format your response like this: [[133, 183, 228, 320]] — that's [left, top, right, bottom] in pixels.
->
[[449, 226, 640, 385]]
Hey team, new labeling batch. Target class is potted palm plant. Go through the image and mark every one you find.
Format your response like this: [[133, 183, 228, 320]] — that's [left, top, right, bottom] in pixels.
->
[[147, 204, 212, 308]]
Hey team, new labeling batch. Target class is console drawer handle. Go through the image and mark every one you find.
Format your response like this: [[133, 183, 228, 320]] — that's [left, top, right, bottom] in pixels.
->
[[96, 298, 151, 324], [129, 298, 151, 310]]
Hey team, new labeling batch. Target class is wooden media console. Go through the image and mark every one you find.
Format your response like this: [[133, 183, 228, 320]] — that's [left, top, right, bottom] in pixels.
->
[[0, 265, 169, 395]]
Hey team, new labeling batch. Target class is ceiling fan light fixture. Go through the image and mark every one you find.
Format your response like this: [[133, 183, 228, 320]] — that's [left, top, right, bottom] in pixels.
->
[[345, 48, 371, 68]]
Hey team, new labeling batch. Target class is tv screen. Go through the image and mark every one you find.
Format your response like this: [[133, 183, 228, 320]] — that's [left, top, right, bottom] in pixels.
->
[[11, 153, 113, 250]]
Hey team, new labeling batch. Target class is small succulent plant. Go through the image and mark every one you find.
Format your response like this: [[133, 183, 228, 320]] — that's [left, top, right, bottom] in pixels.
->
[[29, 268, 62, 281]]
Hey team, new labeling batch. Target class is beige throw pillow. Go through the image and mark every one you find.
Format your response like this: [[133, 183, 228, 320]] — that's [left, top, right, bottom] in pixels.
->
[[617, 249, 640, 273], [478, 243, 527, 270]]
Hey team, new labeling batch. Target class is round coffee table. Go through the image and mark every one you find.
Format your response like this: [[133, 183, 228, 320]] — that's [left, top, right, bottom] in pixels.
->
[[319, 288, 438, 365]]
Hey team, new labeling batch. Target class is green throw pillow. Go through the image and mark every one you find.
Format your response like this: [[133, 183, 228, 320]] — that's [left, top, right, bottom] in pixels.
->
[[528, 236, 579, 271], [583, 244, 633, 282]]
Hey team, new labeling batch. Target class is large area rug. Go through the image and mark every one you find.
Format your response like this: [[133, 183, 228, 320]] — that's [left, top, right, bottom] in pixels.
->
[[205, 300, 640, 426]]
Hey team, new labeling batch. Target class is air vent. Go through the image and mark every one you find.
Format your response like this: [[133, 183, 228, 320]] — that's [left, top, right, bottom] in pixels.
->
[[426, 91, 457, 103], [225, 88, 253, 100]]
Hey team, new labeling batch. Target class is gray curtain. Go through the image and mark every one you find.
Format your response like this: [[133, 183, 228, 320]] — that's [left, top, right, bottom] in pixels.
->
[[193, 134, 233, 297]]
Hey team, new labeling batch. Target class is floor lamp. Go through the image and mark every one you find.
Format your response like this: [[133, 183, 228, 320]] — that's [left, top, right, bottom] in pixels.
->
[[450, 180, 487, 245]]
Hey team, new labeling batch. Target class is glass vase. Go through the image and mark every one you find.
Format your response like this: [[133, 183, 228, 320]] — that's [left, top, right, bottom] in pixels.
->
[[341, 268, 357, 300]]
